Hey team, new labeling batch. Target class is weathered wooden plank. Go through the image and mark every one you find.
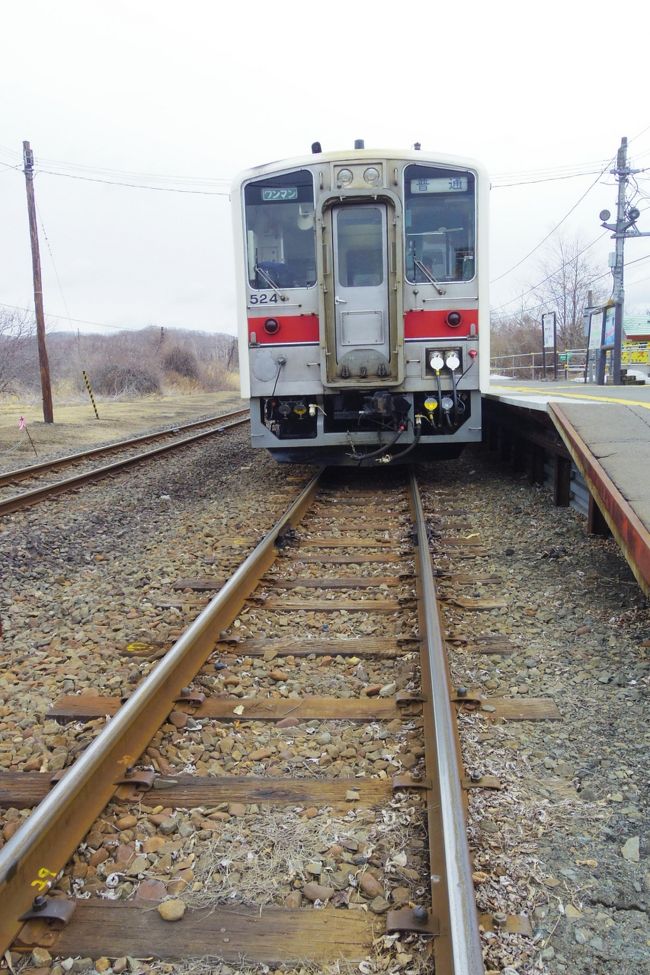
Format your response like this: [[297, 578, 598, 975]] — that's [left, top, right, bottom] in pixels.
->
[[486, 697, 561, 721], [437, 536, 484, 547], [464, 641, 515, 655], [251, 598, 407, 612], [0, 772, 50, 808], [0, 773, 391, 810], [21, 902, 381, 962], [442, 596, 507, 611], [297, 537, 392, 548], [262, 576, 404, 590], [47, 695, 407, 723], [289, 553, 405, 564], [150, 598, 208, 610], [216, 637, 412, 657], [438, 574, 502, 585], [172, 578, 225, 591]]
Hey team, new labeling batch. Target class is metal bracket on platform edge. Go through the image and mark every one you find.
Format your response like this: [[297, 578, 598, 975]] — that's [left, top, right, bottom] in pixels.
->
[[386, 907, 439, 937], [19, 895, 76, 925]]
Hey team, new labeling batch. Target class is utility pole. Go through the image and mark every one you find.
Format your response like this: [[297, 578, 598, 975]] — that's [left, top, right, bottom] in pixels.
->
[[600, 137, 650, 384], [23, 140, 54, 423]]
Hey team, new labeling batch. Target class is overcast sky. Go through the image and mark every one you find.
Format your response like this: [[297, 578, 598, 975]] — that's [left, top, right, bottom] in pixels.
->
[[2, 0, 649, 338]]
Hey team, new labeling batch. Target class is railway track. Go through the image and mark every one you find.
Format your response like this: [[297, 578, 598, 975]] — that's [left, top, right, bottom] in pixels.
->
[[0, 468, 524, 974], [0, 408, 249, 517]]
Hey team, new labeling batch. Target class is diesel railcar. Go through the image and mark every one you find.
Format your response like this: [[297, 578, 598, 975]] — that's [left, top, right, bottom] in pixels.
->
[[232, 142, 489, 464]]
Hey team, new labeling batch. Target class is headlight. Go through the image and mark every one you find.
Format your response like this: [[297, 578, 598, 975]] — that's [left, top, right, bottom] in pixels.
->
[[363, 166, 380, 185], [424, 397, 438, 412], [430, 353, 444, 372], [337, 168, 353, 187]]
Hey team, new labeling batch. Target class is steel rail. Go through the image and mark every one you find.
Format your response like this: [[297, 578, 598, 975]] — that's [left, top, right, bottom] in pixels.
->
[[0, 469, 322, 952], [409, 471, 485, 975], [0, 414, 250, 517], [0, 408, 249, 488]]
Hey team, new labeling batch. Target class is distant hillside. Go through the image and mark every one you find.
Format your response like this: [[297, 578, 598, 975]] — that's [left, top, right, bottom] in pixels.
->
[[0, 318, 238, 397]]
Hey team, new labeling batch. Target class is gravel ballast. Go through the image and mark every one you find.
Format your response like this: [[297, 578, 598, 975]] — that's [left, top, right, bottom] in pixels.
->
[[0, 435, 647, 975]]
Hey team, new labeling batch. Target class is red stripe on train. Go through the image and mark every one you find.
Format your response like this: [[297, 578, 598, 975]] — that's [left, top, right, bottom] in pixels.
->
[[248, 314, 319, 344], [404, 309, 478, 339]]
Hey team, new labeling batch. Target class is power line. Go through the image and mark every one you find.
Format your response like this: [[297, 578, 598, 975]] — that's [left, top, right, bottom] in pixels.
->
[[491, 232, 609, 312], [0, 299, 150, 332], [490, 159, 615, 285], [492, 169, 604, 189], [35, 167, 230, 196]]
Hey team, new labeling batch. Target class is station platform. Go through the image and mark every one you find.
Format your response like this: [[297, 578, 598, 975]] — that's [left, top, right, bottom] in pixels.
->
[[483, 379, 650, 596]]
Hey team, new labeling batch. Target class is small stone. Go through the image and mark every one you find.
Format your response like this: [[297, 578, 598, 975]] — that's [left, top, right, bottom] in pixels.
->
[[116, 814, 138, 830], [113, 960, 128, 975], [143, 836, 166, 854], [169, 711, 188, 728], [157, 898, 186, 921], [228, 802, 247, 817], [306, 860, 323, 876], [621, 836, 640, 862], [135, 879, 167, 901], [31, 949, 52, 966], [574, 927, 589, 944], [369, 895, 390, 914], [302, 881, 334, 902], [359, 872, 383, 898], [95, 958, 111, 973], [565, 904, 582, 919], [540, 947, 555, 961], [269, 668, 289, 681], [378, 682, 396, 697]]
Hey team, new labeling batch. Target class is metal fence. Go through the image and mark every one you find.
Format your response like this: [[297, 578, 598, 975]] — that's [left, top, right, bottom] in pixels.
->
[[490, 349, 587, 380]]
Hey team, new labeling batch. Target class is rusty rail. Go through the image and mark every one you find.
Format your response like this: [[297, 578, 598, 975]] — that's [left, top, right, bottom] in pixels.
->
[[0, 470, 321, 951], [0, 410, 249, 517], [409, 472, 484, 974]]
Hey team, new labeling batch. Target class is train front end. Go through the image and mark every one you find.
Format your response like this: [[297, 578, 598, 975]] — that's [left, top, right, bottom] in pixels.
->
[[232, 145, 488, 464]]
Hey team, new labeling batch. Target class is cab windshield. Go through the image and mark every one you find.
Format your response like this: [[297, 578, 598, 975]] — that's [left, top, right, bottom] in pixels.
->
[[244, 170, 317, 290], [404, 165, 476, 283]]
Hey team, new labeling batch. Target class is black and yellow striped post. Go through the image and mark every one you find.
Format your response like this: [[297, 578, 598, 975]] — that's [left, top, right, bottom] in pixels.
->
[[82, 370, 100, 419]]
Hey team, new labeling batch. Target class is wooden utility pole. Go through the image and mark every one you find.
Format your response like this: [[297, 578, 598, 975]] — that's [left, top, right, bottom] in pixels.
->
[[23, 140, 54, 423]]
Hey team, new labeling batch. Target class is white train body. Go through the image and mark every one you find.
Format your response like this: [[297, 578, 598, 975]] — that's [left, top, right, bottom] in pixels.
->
[[232, 145, 489, 463]]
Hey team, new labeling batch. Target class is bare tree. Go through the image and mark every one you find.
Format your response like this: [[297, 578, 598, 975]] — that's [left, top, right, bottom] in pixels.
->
[[0, 309, 36, 393], [532, 236, 606, 349]]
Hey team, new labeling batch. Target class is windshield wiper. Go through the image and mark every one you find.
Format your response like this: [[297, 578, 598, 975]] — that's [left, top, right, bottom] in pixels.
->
[[413, 259, 446, 296], [254, 264, 285, 298]]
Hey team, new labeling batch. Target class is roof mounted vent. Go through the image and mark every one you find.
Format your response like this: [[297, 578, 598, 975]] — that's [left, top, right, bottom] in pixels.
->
[[311, 142, 322, 154], [354, 139, 365, 149]]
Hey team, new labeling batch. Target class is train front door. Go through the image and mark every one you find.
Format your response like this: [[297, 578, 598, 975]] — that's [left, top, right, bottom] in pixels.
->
[[331, 204, 390, 377]]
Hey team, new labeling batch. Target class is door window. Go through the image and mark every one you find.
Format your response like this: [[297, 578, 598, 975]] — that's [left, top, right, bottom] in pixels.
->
[[336, 207, 384, 288]]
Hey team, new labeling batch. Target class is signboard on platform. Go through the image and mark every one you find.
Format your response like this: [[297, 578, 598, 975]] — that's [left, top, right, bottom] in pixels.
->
[[603, 306, 616, 349], [542, 313, 556, 349], [588, 311, 603, 350]]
